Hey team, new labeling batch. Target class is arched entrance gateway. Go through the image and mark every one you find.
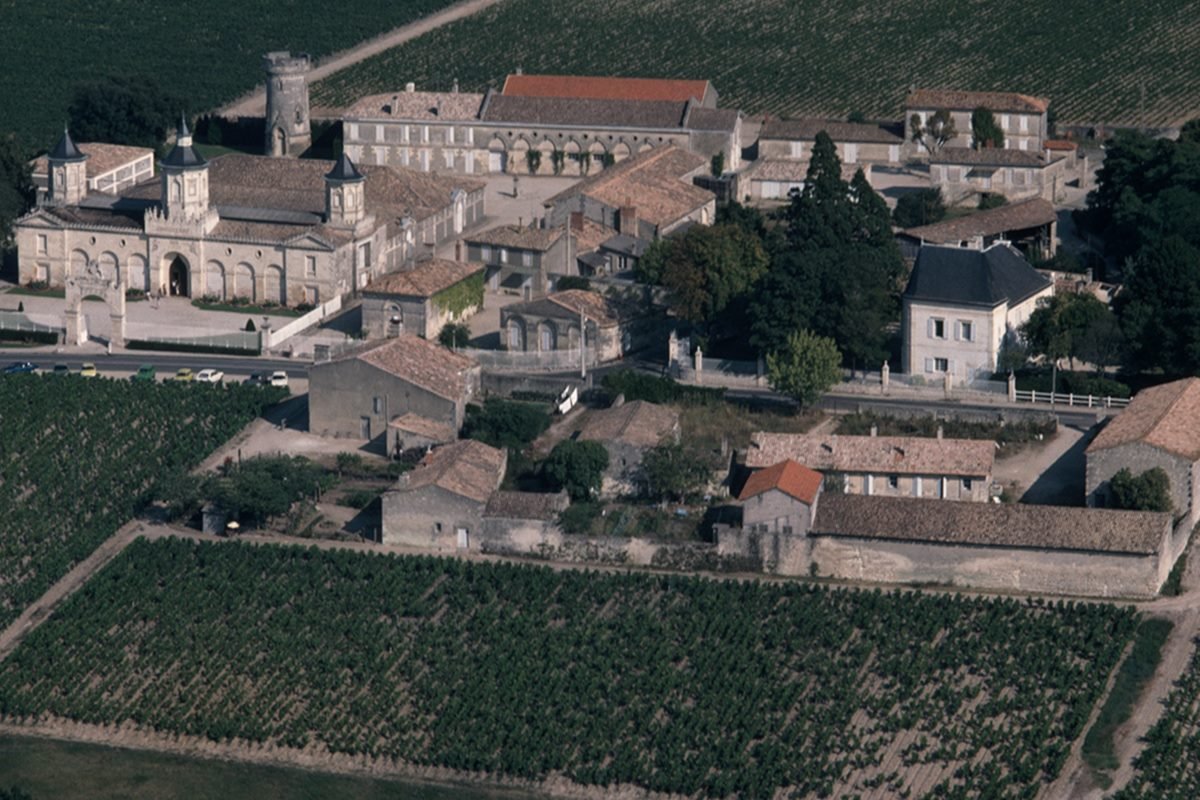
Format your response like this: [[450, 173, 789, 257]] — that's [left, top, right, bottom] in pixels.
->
[[166, 254, 190, 297], [65, 256, 126, 347]]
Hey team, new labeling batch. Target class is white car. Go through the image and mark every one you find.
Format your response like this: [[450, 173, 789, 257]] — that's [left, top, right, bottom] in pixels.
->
[[269, 370, 289, 388], [194, 369, 225, 384]]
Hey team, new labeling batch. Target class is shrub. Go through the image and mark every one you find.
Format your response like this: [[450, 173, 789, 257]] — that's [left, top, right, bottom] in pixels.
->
[[978, 192, 1008, 210], [892, 188, 946, 227], [1109, 467, 1172, 512], [601, 369, 725, 406], [337, 489, 379, 510], [126, 339, 260, 356], [438, 322, 471, 348], [244, 318, 257, 332], [462, 398, 551, 451], [558, 501, 600, 534], [555, 276, 591, 291], [543, 440, 609, 501]]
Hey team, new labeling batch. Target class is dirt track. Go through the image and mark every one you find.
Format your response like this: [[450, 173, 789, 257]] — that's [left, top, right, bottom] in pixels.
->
[[220, 0, 504, 118]]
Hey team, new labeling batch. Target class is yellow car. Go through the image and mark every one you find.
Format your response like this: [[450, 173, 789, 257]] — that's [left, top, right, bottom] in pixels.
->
[[172, 368, 195, 383], [79, 363, 98, 378]]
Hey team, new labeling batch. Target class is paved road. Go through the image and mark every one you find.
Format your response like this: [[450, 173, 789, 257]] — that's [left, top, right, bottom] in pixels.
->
[[0, 348, 305, 380]]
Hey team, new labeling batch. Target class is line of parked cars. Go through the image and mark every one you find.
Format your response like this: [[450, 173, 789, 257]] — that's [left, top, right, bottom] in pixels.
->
[[4, 361, 287, 387]]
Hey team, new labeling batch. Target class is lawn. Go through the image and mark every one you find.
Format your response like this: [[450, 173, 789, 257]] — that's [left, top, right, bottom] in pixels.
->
[[312, 0, 1200, 128]]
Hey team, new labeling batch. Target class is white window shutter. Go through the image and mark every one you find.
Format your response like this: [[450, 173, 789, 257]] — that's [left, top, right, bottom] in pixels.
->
[[927, 318, 933, 339], [924, 357, 933, 373], [954, 321, 961, 341]]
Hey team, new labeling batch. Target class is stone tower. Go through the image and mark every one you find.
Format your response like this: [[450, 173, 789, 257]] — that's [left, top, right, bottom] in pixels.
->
[[47, 127, 88, 206], [159, 116, 216, 230], [324, 153, 367, 227], [264, 51, 312, 157]]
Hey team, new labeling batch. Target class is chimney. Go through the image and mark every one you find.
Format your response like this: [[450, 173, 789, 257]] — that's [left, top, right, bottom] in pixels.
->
[[405, 82, 415, 93], [570, 211, 584, 233], [454, 239, 464, 261], [869, 424, 878, 437], [936, 424, 944, 440], [619, 205, 638, 236]]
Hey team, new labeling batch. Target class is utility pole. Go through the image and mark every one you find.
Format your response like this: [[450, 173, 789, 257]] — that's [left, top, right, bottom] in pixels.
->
[[580, 307, 587, 380]]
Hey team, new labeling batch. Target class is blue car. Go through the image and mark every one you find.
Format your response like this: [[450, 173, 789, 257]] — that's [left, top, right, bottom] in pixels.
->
[[2, 361, 38, 375]]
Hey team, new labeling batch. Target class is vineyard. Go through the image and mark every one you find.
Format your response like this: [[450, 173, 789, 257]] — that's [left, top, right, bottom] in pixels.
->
[[1113, 637, 1200, 799], [0, 538, 1140, 798], [312, 0, 1200, 128], [0, 375, 283, 629], [0, 0, 459, 146]]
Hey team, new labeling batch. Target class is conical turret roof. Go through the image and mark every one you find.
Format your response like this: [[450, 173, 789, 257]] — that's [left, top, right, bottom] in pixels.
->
[[49, 127, 87, 162], [161, 115, 207, 170], [326, 152, 364, 182]]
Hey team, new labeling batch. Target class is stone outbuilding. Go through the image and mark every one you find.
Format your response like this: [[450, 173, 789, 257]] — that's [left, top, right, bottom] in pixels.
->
[[308, 335, 480, 452], [500, 289, 626, 361], [929, 146, 1070, 204], [481, 490, 571, 552], [896, 197, 1058, 261], [576, 399, 680, 496], [381, 439, 506, 549], [1086, 377, 1200, 527], [747, 118, 903, 200], [361, 257, 484, 340], [746, 431, 995, 502]]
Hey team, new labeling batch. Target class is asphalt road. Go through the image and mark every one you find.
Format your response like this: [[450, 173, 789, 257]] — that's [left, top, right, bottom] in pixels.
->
[[0, 348, 305, 381]]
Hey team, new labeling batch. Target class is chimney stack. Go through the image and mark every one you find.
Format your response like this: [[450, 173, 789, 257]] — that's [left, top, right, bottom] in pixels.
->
[[619, 205, 638, 236]]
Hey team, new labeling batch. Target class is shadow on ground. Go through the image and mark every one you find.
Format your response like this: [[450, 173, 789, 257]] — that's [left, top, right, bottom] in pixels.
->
[[1021, 431, 1089, 505]]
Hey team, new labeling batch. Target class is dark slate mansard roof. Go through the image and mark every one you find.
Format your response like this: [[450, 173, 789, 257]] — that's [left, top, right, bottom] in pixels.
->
[[903, 243, 1051, 308], [49, 128, 87, 162]]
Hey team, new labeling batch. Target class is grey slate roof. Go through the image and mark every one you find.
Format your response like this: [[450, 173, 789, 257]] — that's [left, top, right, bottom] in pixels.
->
[[903, 243, 1051, 308], [160, 136, 207, 170], [760, 118, 904, 144], [326, 153, 365, 182], [600, 233, 651, 258], [481, 94, 689, 129], [49, 128, 86, 162]]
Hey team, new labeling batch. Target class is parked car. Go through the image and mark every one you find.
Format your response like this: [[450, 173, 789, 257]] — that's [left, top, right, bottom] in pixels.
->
[[171, 368, 195, 383], [131, 364, 156, 382], [79, 363, 98, 378], [269, 370, 289, 388], [243, 372, 267, 386], [195, 369, 225, 384], [51, 364, 71, 376], [3, 361, 38, 375]]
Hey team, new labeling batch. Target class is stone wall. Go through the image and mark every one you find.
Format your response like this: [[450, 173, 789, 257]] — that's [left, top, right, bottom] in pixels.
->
[[1087, 441, 1198, 527], [478, 518, 721, 571], [382, 485, 484, 548]]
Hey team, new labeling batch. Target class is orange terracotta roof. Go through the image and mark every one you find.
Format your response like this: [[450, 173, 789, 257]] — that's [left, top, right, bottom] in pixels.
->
[[1044, 139, 1078, 151], [739, 460, 822, 505], [906, 89, 1050, 114], [502, 74, 711, 103], [747, 432, 994, 477], [364, 258, 483, 298], [1087, 378, 1200, 460], [402, 439, 506, 503], [332, 335, 477, 401]]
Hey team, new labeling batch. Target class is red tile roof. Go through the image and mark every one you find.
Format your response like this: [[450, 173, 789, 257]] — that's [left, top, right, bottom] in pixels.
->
[[1087, 378, 1200, 460], [502, 74, 711, 104], [739, 460, 822, 505]]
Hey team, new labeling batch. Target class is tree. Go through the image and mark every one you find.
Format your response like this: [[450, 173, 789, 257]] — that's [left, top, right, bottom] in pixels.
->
[[206, 456, 331, 528], [1116, 236, 1200, 373], [543, 440, 609, 500], [978, 192, 1008, 210], [1021, 292, 1110, 369], [659, 223, 768, 333], [910, 109, 956, 154], [438, 322, 471, 348], [640, 442, 712, 502], [634, 238, 671, 285], [971, 107, 1005, 149], [463, 398, 550, 451], [710, 151, 725, 177], [555, 275, 591, 291], [892, 188, 946, 227], [1108, 467, 1172, 513], [0, 134, 34, 246], [766, 329, 842, 409], [68, 76, 181, 149]]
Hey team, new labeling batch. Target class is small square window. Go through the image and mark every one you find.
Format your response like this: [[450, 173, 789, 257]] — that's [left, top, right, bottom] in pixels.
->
[[373, 397, 382, 414], [934, 357, 949, 372], [963, 478, 973, 491], [888, 475, 899, 490], [960, 321, 973, 342], [932, 318, 946, 339]]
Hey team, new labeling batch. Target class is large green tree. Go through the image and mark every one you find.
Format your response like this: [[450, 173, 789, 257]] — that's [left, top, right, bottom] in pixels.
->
[[1021, 292, 1111, 370], [639, 442, 712, 502], [0, 135, 35, 246], [68, 76, 181, 149], [971, 107, 1005, 149], [543, 440, 609, 501], [657, 222, 768, 338], [910, 109, 957, 154], [1116, 236, 1200, 373], [893, 188, 946, 228], [1108, 467, 1172, 513], [766, 329, 842, 409], [750, 134, 903, 366]]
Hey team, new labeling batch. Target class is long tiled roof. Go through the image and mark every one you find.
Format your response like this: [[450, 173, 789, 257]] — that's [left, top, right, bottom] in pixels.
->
[[364, 258, 483, 298], [903, 243, 1052, 308], [903, 198, 1057, 243], [482, 94, 690, 129], [502, 74, 712, 104], [544, 145, 712, 229], [484, 490, 570, 520], [814, 494, 1169, 555], [331, 334, 477, 401], [344, 90, 485, 121], [760, 118, 903, 144], [739, 460, 823, 504], [401, 439, 505, 503], [578, 400, 679, 448], [931, 146, 1051, 168], [684, 106, 740, 133], [31, 143, 152, 177], [466, 223, 564, 251], [905, 89, 1050, 114], [747, 432, 994, 477], [388, 413, 457, 444], [1087, 378, 1200, 460]]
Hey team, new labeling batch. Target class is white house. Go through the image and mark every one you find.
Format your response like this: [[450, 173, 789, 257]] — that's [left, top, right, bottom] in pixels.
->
[[901, 243, 1052, 385]]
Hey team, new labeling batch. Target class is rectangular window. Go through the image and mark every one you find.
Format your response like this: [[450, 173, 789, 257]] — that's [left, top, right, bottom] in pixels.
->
[[347, 123, 359, 140], [464, 154, 474, 173], [522, 251, 532, 267], [789, 141, 803, 159], [959, 320, 973, 342], [375, 125, 385, 143], [931, 318, 946, 339], [305, 255, 317, 276], [447, 126, 455, 144], [963, 478, 974, 491], [1020, 115, 1029, 133], [466, 127, 474, 145], [444, 150, 454, 169], [401, 125, 409, 143], [949, 166, 961, 182], [888, 475, 899, 490], [421, 126, 430, 143], [843, 143, 858, 163], [36, 234, 47, 254], [420, 150, 430, 171], [1000, 114, 1010, 131], [934, 357, 949, 372], [358, 241, 372, 268], [481, 245, 492, 261], [305, 286, 319, 304], [500, 248, 509, 264], [373, 397, 382, 414]]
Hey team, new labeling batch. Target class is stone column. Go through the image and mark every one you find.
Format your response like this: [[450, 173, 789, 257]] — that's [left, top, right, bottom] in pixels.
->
[[757, 355, 766, 387], [64, 308, 85, 346], [694, 346, 703, 384], [943, 369, 952, 399], [1007, 371, 1017, 402], [881, 361, 890, 394]]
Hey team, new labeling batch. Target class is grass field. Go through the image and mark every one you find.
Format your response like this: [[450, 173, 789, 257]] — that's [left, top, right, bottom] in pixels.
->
[[0, 0, 458, 148], [312, 0, 1200, 128], [0, 735, 518, 800], [0, 537, 1142, 799]]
